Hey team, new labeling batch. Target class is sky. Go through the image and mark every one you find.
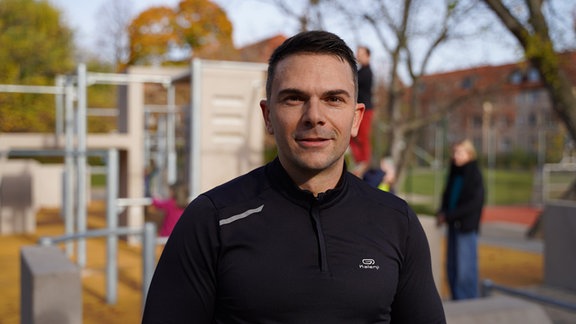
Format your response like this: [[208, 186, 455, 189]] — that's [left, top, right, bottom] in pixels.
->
[[49, 0, 571, 77], [50, 0, 295, 50]]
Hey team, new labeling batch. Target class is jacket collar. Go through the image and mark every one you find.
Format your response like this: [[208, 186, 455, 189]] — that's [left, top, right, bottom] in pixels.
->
[[265, 158, 348, 208]]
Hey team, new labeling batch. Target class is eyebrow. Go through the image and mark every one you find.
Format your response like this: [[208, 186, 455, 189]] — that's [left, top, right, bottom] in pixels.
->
[[324, 89, 352, 98], [277, 88, 352, 98], [277, 88, 306, 97]]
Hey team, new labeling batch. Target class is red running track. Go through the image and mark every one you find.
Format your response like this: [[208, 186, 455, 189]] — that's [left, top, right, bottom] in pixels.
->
[[481, 206, 541, 226]]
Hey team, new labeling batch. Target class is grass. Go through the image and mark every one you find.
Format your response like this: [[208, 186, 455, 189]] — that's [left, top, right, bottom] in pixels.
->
[[402, 167, 535, 213], [91, 173, 106, 187], [91, 166, 538, 212]]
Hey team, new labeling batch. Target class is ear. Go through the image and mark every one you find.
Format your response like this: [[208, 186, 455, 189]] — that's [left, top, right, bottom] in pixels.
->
[[260, 99, 274, 134], [350, 103, 365, 138]]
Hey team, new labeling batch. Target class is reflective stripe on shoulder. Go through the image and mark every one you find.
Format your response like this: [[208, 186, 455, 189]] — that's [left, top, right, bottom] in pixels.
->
[[219, 205, 264, 226]]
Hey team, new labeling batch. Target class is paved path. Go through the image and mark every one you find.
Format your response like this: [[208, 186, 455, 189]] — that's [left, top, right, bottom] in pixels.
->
[[480, 205, 543, 253], [479, 205, 576, 323]]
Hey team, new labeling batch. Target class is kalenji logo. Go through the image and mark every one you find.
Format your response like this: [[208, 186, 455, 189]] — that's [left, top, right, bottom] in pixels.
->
[[359, 258, 379, 270]]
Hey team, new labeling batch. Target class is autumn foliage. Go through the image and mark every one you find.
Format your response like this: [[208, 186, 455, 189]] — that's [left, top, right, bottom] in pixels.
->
[[126, 0, 237, 67]]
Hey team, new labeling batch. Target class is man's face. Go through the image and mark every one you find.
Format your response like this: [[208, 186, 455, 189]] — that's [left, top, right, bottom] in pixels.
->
[[260, 53, 364, 176]]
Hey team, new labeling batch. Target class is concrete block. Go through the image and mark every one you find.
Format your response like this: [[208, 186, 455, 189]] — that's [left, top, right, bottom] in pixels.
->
[[0, 170, 35, 234], [542, 200, 576, 292], [20, 246, 82, 324], [443, 295, 552, 324]]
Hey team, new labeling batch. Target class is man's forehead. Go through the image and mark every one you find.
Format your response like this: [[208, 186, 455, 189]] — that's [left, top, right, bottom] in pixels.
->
[[276, 52, 348, 67], [272, 54, 354, 89]]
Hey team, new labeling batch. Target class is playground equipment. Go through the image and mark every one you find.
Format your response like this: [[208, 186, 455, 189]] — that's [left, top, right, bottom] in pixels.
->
[[0, 59, 267, 261]]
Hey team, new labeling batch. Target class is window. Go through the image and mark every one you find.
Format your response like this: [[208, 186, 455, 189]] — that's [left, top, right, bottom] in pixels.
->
[[527, 67, 540, 82], [461, 76, 475, 89], [509, 69, 523, 84], [528, 113, 537, 126]]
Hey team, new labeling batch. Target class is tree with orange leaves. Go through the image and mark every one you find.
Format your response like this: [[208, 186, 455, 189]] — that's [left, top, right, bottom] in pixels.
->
[[126, 0, 236, 67]]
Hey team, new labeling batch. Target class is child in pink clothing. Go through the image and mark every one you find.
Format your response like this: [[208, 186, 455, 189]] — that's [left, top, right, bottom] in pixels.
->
[[152, 182, 189, 237]]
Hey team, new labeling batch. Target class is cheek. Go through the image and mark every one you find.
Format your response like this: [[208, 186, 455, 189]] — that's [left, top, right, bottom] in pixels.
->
[[271, 112, 297, 133]]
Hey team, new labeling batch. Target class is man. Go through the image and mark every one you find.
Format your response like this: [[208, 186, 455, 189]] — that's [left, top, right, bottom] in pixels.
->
[[350, 45, 374, 177], [142, 30, 445, 323]]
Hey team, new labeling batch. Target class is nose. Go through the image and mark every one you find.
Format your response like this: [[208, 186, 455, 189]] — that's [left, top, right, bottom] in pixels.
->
[[302, 98, 325, 127]]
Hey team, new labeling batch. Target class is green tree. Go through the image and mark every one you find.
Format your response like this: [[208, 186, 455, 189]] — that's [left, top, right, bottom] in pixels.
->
[[0, 0, 74, 132]]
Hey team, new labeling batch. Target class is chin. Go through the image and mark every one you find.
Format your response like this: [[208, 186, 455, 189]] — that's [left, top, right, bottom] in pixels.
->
[[300, 157, 342, 172]]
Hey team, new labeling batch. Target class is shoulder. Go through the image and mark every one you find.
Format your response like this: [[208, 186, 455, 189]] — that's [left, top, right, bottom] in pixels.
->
[[201, 165, 269, 209], [182, 165, 271, 227], [347, 173, 413, 218], [175, 166, 269, 230]]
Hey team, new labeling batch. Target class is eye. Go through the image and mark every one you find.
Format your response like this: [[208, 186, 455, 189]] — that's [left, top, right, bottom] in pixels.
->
[[325, 95, 345, 105], [283, 95, 305, 105]]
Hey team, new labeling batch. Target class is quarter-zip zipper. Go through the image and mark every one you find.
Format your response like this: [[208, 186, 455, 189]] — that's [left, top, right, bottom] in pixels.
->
[[310, 201, 329, 273]]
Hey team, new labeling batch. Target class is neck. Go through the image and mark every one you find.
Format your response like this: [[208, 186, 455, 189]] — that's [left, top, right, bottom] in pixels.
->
[[298, 174, 340, 197], [280, 160, 344, 197]]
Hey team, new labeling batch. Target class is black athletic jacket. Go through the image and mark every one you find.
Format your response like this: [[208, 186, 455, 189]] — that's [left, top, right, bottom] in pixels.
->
[[357, 64, 373, 109], [439, 160, 485, 233], [142, 158, 445, 323]]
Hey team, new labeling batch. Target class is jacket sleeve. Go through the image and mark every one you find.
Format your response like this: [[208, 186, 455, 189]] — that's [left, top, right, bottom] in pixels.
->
[[142, 195, 220, 324], [390, 206, 446, 323]]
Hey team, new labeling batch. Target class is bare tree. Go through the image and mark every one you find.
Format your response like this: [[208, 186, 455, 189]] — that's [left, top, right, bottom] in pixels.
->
[[95, 0, 134, 70], [269, 0, 327, 31], [333, 0, 488, 188], [482, 0, 576, 145], [483, 0, 576, 199], [263, 0, 490, 190]]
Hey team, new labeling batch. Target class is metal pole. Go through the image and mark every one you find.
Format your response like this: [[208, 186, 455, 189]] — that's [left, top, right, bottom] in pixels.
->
[[156, 115, 167, 197], [76, 64, 88, 267], [144, 108, 151, 180], [64, 76, 75, 257], [167, 85, 177, 185], [190, 59, 202, 199], [481, 279, 576, 312], [142, 222, 157, 310], [106, 149, 119, 304], [55, 76, 65, 146]]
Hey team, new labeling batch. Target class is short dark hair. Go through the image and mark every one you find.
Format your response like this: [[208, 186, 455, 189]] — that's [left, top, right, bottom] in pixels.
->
[[265, 30, 358, 100]]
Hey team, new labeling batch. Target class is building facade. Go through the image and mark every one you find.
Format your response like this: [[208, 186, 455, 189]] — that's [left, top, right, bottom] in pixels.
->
[[415, 52, 576, 165]]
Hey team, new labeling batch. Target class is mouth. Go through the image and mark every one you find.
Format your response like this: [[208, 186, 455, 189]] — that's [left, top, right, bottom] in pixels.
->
[[296, 136, 331, 148]]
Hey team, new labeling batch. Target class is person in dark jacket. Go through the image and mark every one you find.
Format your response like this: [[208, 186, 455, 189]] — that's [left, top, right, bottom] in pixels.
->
[[350, 45, 374, 178], [437, 138, 485, 300], [142, 30, 445, 323]]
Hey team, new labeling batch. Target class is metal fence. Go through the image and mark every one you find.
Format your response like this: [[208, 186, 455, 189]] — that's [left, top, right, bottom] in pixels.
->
[[481, 279, 576, 313], [38, 222, 157, 310]]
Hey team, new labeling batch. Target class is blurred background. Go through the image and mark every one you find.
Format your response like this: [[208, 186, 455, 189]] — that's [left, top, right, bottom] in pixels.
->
[[1, 0, 576, 323]]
